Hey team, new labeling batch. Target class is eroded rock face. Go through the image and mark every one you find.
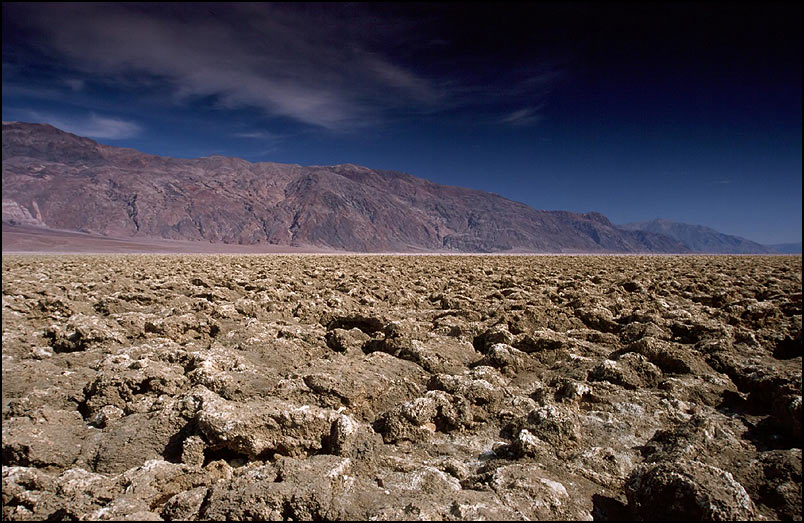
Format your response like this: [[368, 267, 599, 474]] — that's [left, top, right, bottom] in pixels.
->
[[2, 254, 801, 520], [625, 461, 756, 520]]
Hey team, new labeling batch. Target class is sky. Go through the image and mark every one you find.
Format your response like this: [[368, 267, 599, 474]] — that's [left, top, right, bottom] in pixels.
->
[[2, 2, 801, 244]]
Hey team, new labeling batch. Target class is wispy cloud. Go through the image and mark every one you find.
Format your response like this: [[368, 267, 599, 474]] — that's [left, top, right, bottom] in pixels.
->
[[7, 4, 445, 131], [2, 81, 67, 101], [233, 131, 282, 140], [63, 78, 84, 91], [233, 129, 287, 155], [27, 111, 142, 139], [4, 4, 564, 132], [497, 106, 543, 126]]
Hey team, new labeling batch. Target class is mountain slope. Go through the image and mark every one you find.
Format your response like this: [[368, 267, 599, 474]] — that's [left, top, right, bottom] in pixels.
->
[[2, 122, 689, 253], [620, 218, 773, 254]]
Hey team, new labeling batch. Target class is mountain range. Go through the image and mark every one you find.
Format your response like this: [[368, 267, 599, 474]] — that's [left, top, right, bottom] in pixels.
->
[[1, 122, 798, 254]]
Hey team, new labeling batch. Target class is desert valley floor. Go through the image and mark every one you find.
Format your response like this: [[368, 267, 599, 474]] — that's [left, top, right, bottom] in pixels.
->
[[2, 254, 801, 520]]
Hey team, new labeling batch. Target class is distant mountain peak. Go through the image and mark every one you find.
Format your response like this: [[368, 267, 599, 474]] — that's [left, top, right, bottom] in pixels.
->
[[620, 218, 774, 254]]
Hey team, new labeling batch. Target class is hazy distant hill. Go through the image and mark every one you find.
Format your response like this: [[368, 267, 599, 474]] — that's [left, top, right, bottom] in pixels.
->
[[619, 218, 774, 254], [2, 121, 691, 253], [766, 242, 803, 254]]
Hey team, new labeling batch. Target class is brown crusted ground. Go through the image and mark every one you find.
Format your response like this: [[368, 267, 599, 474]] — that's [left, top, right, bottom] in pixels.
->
[[2, 254, 801, 521]]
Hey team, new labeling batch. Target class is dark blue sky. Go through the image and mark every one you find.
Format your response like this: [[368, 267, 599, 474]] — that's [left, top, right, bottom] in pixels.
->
[[3, 2, 801, 243]]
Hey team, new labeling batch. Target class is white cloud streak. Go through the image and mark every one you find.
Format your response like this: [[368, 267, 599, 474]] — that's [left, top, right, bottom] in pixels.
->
[[28, 111, 142, 139], [6, 4, 565, 132], [233, 131, 281, 140], [13, 4, 444, 131], [498, 106, 543, 126]]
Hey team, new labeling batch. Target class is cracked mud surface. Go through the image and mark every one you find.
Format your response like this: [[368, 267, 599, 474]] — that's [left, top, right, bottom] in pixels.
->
[[2, 254, 801, 521]]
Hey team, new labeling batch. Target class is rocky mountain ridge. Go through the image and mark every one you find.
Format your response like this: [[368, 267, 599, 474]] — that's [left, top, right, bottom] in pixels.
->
[[3, 121, 689, 253]]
